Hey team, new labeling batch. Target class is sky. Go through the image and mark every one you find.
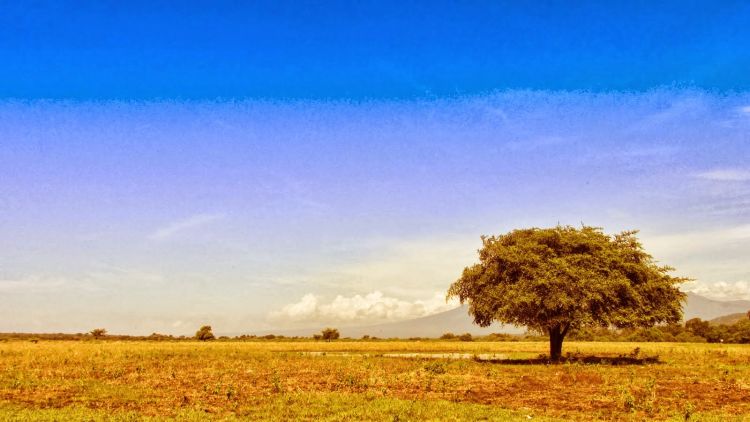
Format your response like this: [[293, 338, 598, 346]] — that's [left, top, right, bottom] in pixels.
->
[[1, 2, 750, 335]]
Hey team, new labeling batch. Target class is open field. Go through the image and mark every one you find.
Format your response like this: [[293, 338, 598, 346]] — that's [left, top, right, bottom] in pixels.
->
[[1, 340, 749, 421]]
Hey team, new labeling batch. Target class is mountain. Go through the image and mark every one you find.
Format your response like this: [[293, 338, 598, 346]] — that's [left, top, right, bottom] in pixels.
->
[[336, 305, 525, 338], [247, 293, 750, 339], [709, 313, 749, 326], [249, 305, 524, 338], [683, 293, 750, 321]]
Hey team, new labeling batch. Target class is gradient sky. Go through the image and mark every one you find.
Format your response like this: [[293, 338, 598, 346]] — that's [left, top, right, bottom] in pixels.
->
[[2, 2, 750, 335]]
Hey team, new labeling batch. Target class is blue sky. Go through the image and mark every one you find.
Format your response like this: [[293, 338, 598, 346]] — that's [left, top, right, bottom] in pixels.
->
[[1, 2, 750, 334], [3, 1, 750, 98]]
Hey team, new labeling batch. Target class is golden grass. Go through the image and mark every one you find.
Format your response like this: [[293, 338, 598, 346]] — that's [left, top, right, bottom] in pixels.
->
[[1, 340, 749, 421]]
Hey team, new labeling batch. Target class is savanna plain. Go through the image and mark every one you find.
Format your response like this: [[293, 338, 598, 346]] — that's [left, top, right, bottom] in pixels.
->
[[2, 340, 749, 421]]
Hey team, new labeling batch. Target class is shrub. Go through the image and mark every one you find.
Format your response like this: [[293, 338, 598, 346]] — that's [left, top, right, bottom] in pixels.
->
[[459, 333, 473, 342], [148, 332, 170, 341], [195, 325, 215, 341], [482, 333, 516, 341], [321, 328, 340, 341], [440, 332, 456, 340], [90, 328, 107, 339]]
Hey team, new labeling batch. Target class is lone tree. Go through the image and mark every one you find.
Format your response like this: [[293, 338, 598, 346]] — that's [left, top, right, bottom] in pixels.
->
[[195, 325, 215, 341], [320, 328, 340, 341], [90, 328, 107, 339], [448, 226, 687, 360]]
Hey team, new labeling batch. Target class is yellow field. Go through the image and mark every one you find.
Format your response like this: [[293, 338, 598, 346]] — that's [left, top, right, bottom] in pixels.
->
[[1, 340, 749, 421]]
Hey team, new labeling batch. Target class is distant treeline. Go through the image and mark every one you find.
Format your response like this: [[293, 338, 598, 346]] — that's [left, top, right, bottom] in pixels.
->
[[2, 315, 748, 343], [569, 316, 750, 344], [0, 331, 524, 342], [0, 333, 318, 342]]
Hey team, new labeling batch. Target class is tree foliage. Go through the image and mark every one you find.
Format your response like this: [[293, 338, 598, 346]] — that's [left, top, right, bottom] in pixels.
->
[[320, 328, 340, 341], [448, 225, 688, 359], [89, 328, 107, 339], [195, 325, 215, 341]]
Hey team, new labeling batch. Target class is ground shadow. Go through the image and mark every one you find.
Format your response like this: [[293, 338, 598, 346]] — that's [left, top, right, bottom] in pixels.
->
[[478, 355, 661, 365]]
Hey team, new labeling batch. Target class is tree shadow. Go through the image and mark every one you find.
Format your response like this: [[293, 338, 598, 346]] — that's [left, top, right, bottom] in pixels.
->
[[478, 355, 661, 365]]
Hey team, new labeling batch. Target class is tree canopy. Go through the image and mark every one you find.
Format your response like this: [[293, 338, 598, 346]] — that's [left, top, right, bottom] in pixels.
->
[[195, 325, 215, 341], [321, 328, 340, 341], [89, 328, 107, 339], [447, 225, 688, 360]]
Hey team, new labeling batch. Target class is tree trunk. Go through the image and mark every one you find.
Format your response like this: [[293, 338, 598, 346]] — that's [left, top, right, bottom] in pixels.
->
[[548, 326, 565, 361]]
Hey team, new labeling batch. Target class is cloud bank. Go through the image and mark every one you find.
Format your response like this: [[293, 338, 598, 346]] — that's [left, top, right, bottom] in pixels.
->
[[269, 291, 459, 325], [684, 280, 750, 301]]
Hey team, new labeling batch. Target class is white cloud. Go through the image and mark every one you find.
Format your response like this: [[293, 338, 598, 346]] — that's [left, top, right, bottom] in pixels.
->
[[269, 291, 459, 325], [696, 169, 750, 182], [149, 213, 224, 240], [739, 105, 750, 114], [683, 280, 750, 301]]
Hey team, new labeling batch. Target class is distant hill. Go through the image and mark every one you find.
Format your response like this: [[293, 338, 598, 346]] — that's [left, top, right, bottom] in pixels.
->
[[251, 305, 525, 339], [247, 292, 750, 339], [709, 312, 749, 326], [337, 305, 525, 338], [683, 293, 750, 321]]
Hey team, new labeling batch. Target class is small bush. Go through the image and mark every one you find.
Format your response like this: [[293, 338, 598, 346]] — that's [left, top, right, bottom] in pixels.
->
[[90, 328, 107, 339], [195, 325, 215, 341], [321, 328, 340, 341]]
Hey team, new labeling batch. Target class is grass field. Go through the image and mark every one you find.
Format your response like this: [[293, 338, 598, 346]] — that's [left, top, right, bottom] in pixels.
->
[[1, 340, 749, 421]]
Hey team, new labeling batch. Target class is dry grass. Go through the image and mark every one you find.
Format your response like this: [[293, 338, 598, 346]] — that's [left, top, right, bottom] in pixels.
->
[[1, 340, 749, 421]]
